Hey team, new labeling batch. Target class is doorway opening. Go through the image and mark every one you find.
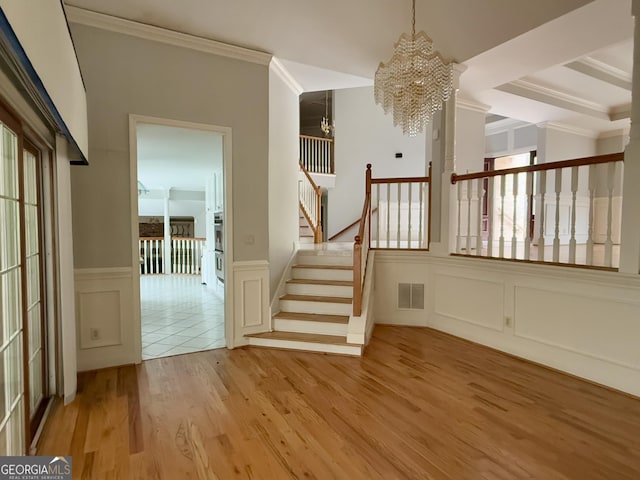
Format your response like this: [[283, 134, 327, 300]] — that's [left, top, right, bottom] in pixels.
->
[[133, 120, 230, 360]]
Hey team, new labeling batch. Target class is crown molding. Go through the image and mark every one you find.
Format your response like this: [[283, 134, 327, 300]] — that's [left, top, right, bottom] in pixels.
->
[[456, 96, 491, 114], [65, 6, 272, 66], [270, 58, 303, 95], [565, 57, 632, 91], [598, 127, 630, 139], [485, 117, 532, 135], [536, 121, 598, 139]]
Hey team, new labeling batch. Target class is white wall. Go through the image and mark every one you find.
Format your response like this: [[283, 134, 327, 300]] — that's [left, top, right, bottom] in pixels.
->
[[455, 106, 487, 173], [374, 251, 640, 396], [537, 125, 597, 163], [268, 63, 300, 296], [329, 86, 427, 237]]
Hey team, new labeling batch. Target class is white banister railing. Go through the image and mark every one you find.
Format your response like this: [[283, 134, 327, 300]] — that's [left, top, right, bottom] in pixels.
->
[[451, 152, 624, 269], [299, 161, 323, 243], [299, 135, 334, 174], [139, 237, 205, 274]]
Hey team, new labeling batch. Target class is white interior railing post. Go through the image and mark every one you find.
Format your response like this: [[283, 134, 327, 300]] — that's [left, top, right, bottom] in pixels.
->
[[466, 181, 472, 254], [418, 182, 424, 249], [553, 169, 562, 263], [537, 171, 547, 262], [376, 184, 381, 248], [408, 182, 413, 248], [511, 173, 518, 259], [396, 183, 401, 248], [499, 175, 506, 258], [456, 180, 463, 253], [487, 177, 494, 258], [524, 171, 533, 261], [569, 166, 579, 264], [587, 164, 596, 266], [605, 162, 616, 267], [475, 178, 483, 255]]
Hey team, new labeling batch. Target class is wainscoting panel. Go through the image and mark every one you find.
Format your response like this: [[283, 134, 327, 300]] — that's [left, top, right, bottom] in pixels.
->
[[514, 286, 640, 370], [433, 273, 504, 332], [233, 260, 270, 344], [374, 251, 640, 396], [75, 267, 136, 371]]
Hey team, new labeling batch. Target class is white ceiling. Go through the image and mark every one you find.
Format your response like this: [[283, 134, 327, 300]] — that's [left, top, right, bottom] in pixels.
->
[[136, 123, 222, 191], [67, 0, 635, 136]]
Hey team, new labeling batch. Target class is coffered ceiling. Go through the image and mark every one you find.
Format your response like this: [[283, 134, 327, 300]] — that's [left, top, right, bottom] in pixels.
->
[[65, 0, 634, 135]]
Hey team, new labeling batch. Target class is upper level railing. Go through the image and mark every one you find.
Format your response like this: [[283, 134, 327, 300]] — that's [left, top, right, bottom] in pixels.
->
[[299, 161, 323, 243], [450, 152, 624, 270], [139, 237, 205, 275], [353, 164, 432, 315], [300, 135, 334, 174]]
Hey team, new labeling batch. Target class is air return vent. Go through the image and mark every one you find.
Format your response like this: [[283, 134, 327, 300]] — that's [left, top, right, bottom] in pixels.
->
[[398, 283, 424, 310]]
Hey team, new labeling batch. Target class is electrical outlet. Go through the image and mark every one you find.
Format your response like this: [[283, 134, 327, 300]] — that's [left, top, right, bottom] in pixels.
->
[[90, 328, 100, 340], [505, 317, 512, 327]]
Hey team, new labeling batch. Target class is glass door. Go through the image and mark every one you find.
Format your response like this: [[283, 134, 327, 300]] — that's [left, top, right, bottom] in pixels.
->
[[0, 118, 25, 455], [23, 144, 47, 436]]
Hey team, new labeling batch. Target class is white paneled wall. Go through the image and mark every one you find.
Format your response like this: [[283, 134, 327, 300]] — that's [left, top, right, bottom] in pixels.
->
[[375, 252, 640, 396]]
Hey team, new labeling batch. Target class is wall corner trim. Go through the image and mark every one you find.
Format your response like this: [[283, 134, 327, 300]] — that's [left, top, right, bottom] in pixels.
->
[[65, 5, 273, 66], [270, 58, 304, 95]]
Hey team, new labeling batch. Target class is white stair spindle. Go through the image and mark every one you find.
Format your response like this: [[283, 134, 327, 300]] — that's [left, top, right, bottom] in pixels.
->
[[486, 176, 494, 258], [605, 162, 615, 267], [386, 184, 391, 247], [587, 164, 596, 266], [512, 172, 518, 259], [397, 183, 401, 248], [466, 181, 472, 253], [537, 171, 547, 262], [419, 182, 424, 249], [408, 182, 413, 249], [376, 184, 381, 248], [569, 166, 579, 264], [499, 175, 506, 258], [456, 180, 463, 253], [476, 178, 483, 255], [553, 169, 562, 263], [524, 171, 533, 261]]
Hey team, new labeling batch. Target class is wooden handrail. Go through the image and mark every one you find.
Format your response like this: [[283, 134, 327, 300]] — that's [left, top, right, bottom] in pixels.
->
[[371, 176, 430, 184], [451, 152, 624, 184], [139, 237, 205, 241], [299, 134, 334, 143], [353, 164, 372, 317], [299, 161, 323, 243], [328, 208, 378, 242]]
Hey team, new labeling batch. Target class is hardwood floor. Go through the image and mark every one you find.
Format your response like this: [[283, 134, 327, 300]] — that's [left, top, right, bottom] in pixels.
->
[[37, 326, 640, 479]]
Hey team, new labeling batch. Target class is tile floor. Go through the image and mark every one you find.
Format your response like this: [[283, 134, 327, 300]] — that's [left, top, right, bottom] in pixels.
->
[[141, 274, 225, 360]]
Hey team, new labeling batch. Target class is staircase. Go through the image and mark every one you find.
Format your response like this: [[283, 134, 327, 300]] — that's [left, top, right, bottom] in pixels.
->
[[246, 248, 362, 355], [299, 209, 314, 244]]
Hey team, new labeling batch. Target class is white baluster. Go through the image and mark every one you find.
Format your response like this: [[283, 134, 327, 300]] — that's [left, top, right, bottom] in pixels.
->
[[569, 166, 579, 264], [512, 173, 518, 259], [499, 175, 506, 258], [524, 171, 533, 261], [537, 171, 547, 262], [605, 162, 615, 267], [376, 184, 381, 248], [456, 180, 463, 253], [466, 180, 472, 253], [587, 164, 596, 266], [397, 183, 401, 248], [553, 169, 562, 263], [486, 176, 494, 258], [408, 182, 413, 249], [386, 183, 391, 247], [476, 178, 483, 255]]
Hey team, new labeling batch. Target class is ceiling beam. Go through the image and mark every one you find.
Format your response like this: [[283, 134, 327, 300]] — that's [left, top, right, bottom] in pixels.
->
[[564, 57, 632, 91]]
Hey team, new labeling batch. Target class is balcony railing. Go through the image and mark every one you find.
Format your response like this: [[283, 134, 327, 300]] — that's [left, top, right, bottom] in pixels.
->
[[450, 152, 624, 270], [299, 135, 334, 174], [139, 237, 205, 275]]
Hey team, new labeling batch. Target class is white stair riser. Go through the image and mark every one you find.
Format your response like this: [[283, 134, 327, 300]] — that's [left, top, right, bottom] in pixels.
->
[[273, 318, 348, 336], [299, 237, 314, 244], [248, 337, 361, 356], [280, 299, 352, 316], [295, 253, 353, 266], [286, 283, 352, 297], [292, 267, 352, 282]]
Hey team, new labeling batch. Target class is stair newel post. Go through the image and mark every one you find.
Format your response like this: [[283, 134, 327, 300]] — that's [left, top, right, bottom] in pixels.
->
[[315, 184, 323, 243], [366, 164, 372, 245], [353, 235, 362, 316]]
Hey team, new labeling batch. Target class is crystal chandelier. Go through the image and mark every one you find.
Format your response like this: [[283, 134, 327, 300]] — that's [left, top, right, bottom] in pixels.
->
[[374, 0, 454, 136], [320, 90, 334, 137]]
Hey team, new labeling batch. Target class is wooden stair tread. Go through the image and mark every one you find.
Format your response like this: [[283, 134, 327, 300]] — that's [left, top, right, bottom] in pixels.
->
[[287, 279, 353, 287], [293, 264, 353, 270], [246, 331, 358, 346], [281, 294, 352, 304], [274, 312, 349, 324]]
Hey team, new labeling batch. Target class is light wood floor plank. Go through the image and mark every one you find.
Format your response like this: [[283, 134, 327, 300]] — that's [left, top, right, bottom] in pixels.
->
[[38, 326, 640, 479]]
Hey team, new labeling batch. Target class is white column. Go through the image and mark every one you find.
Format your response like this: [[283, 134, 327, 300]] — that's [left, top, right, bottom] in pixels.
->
[[431, 64, 465, 256], [620, 1, 640, 274], [163, 190, 172, 274]]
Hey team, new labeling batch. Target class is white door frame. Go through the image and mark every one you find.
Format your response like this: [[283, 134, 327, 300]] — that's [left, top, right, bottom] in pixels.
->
[[128, 114, 235, 362]]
